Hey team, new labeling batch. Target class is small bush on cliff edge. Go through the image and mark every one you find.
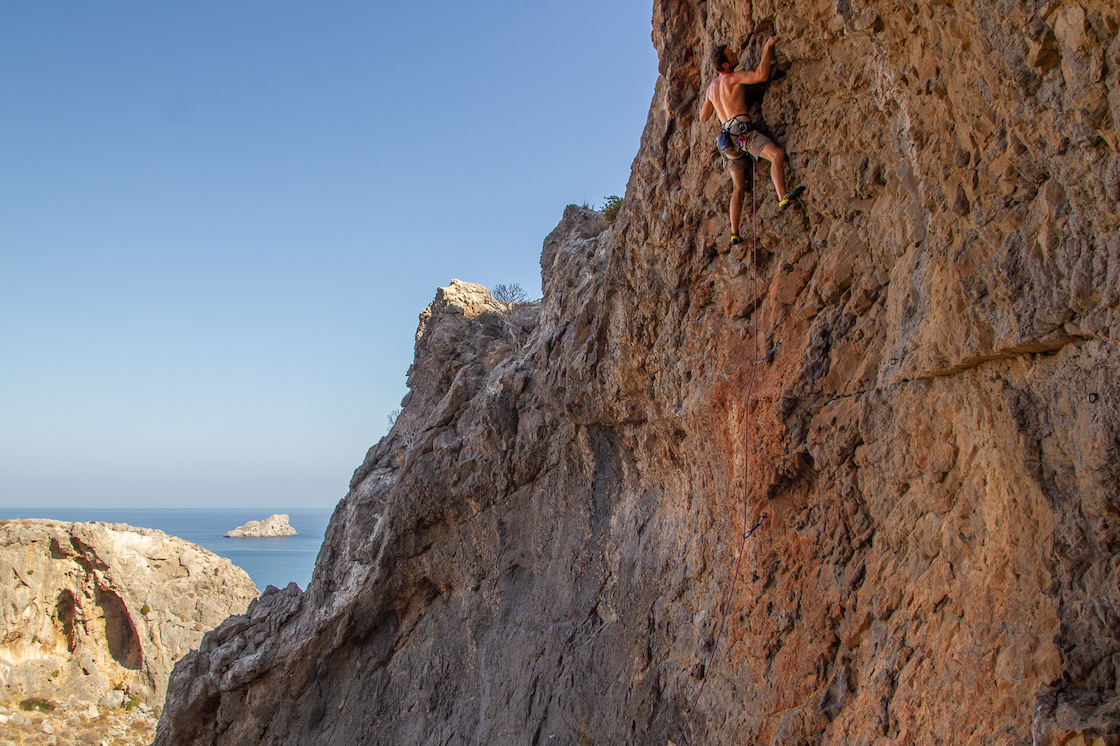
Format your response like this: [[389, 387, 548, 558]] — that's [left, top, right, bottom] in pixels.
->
[[387, 408, 420, 448], [491, 283, 539, 350], [600, 195, 622, 222], [492, 283, 529, 305]]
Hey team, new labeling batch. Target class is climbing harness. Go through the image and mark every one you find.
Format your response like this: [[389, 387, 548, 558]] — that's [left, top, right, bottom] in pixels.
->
[[671, 161, 768, 746], [717, 114, 760, 165]]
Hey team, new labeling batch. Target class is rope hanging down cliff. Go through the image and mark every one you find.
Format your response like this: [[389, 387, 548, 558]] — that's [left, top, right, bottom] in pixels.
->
[[670, 161, 768, 746]]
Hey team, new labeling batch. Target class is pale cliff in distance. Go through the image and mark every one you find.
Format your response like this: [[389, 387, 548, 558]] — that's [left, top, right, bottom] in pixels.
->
[[0, 520, 259, 710], [157, 0, 1119, 744], [225, 514, 298, 538]]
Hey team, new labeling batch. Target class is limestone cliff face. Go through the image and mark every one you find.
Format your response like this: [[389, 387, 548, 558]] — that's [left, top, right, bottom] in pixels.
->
[[156, 1, 1119, 744], [0, 520, 258, 708]]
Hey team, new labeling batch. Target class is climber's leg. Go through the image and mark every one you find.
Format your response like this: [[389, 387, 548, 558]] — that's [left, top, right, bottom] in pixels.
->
[[759, 142, 788, 201], [756, 140, 806, 209]]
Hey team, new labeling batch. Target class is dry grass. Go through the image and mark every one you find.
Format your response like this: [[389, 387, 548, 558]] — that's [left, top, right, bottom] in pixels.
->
[[0, 700, 158, 746]]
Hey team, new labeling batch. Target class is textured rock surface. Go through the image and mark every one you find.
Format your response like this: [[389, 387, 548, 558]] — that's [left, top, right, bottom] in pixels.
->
[[0, 520, 258, 710], [225, 515, 298, 538], [157, 1, 1119, 744]]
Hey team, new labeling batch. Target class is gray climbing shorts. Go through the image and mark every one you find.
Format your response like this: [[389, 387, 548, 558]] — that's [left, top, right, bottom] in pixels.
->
[[719, 115, 772, 171]]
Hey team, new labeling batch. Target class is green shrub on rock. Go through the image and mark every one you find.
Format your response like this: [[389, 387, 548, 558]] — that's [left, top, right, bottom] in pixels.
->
[[19, 698, 54, 712], [600, 195, 622, 222]]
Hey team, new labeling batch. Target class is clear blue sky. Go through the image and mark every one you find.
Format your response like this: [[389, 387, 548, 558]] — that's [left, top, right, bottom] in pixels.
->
[[0, 1, 659, 510]]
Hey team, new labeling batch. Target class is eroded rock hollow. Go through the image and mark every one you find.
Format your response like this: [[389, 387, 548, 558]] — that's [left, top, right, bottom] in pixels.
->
[[156, 0, 1119, 743], [0, 520, 258, 708]]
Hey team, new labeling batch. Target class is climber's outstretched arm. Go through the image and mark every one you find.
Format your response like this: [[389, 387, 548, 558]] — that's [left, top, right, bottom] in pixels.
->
[[740, 35, 778, 85]]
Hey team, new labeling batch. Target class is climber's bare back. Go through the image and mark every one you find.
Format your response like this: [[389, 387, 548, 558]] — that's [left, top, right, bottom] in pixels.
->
[[700, 37, 777, 125], [705, 74, 749, 123]]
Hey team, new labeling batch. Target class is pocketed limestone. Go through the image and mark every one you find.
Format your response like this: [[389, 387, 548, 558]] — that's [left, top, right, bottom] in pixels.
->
[[0, 520, 258, 709]]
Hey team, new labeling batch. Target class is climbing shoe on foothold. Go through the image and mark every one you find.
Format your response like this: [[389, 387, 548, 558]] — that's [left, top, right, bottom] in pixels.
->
[[779, 185, 806, 210], [730, 232, 742, 246]]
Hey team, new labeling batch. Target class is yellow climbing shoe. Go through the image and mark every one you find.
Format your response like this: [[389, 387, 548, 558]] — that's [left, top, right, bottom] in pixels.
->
[[730, 232, 742, 246], [779, 185, 806, 210]]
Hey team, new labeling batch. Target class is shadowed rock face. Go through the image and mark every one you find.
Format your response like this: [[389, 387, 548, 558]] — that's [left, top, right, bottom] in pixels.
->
[[156, 1, 1119, 744], [0, 520, 259, 708]]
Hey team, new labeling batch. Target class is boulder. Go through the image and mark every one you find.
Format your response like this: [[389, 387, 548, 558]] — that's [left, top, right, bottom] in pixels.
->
[[98, 690, 128, 709]]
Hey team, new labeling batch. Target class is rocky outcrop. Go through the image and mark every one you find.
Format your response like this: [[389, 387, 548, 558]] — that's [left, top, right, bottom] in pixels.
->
[[0, 520, 258, 710], [156, 1, 1119, 744], [225, 515, 298, 538]]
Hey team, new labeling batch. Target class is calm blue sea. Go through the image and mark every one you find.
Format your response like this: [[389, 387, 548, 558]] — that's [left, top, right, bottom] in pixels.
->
[[0, 508, 334, 593]]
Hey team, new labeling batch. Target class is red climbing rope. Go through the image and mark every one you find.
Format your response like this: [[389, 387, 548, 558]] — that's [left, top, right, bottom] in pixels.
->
[[674, 161, 767, 746]]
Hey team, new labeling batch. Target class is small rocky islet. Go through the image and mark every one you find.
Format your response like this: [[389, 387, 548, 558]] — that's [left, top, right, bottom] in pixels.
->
[[224, 514, 298, 538]]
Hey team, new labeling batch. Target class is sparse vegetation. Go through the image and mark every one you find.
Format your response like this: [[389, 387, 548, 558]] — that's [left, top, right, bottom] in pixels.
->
[[490, 283, 538, 349], [20, 698, 54, 712], [600, 195, 622, 222], [387, 408, 420, 448], [492, 283, 530, 305], [1, 699, 158, 745]]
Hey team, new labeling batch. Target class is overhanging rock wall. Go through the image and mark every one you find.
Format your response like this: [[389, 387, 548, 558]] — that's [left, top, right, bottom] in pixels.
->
[[156, 1, 1120, 744]]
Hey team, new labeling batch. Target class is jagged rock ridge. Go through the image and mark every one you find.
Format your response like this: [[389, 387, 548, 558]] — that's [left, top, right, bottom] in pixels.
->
[[156, 1, 1119, 744]]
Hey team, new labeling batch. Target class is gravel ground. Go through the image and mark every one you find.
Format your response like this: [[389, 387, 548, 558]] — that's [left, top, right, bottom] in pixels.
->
[[0, 699, 158, 746]]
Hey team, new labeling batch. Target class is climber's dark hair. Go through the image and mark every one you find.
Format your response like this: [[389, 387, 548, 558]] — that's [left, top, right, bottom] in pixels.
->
[[711, 45, 734, 72]]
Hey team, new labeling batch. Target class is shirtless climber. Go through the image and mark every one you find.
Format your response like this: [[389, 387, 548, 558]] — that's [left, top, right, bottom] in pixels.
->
[[700, 36, 806, 246]]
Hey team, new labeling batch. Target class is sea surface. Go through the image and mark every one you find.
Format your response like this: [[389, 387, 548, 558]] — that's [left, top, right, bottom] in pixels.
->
[[0, 508, 334, 592]]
